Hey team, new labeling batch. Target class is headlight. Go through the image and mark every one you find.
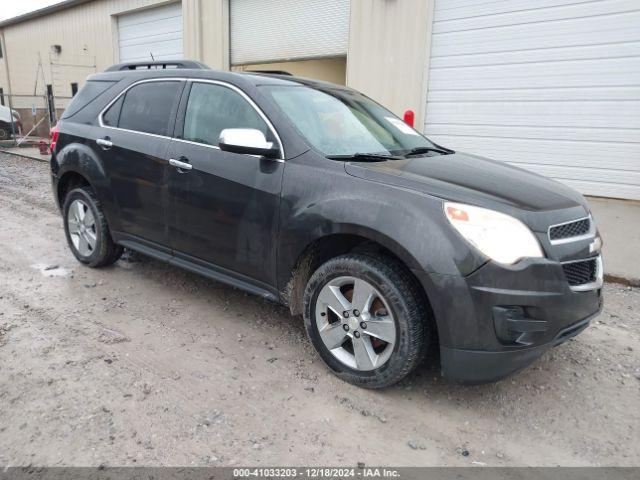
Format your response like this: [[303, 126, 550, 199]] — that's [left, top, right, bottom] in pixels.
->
[[444, 202, 543, 265]]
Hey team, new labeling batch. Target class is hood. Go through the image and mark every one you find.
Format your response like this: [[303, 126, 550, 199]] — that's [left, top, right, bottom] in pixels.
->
[[345, 151, 589, 231], [344, 151, 588, 211]]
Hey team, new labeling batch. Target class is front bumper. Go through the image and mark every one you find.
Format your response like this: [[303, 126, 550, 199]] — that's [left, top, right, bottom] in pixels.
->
[[440, 312, 597, 383], [414, 255, 603, 383]]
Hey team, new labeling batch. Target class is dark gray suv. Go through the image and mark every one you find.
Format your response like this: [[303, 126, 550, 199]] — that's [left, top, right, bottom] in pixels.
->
[[50, 61, 603, 388]]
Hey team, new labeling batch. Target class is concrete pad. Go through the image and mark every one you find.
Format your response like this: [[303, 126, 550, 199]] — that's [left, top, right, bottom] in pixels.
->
[[0, 146, 49, 162], [586, 196, 640, 285]]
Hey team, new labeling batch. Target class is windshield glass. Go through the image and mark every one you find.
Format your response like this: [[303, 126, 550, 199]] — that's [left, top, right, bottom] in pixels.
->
[[263, 85, 438, 157]]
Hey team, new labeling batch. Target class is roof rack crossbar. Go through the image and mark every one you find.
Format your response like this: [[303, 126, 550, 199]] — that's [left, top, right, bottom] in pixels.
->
[[105, 60, 209, 72]]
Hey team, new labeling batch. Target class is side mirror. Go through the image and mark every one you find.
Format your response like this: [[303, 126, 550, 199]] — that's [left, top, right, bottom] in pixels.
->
[[218, 128, 279, 158]]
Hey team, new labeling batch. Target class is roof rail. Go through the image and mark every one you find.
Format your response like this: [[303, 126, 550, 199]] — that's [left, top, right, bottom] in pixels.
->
[[105, 60, 210, 72], [246, 70, 293, 76]]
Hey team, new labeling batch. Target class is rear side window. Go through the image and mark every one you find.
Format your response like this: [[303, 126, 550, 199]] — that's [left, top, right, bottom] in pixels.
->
[[182, 82, 268, 147], [61, 80, 117, 119], [117, 81, 182, 136]]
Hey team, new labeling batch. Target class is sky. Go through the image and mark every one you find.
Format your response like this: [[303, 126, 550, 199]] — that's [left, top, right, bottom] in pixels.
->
[[0, 0, 62, 22]]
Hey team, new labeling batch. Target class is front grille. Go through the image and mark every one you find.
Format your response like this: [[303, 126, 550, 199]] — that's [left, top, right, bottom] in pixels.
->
[[562, 259, 597, 286], [549, 218, 590, 241]]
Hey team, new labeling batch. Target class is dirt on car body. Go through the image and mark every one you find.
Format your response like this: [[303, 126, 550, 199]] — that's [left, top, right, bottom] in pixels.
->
[[0, 152, 639, 466]]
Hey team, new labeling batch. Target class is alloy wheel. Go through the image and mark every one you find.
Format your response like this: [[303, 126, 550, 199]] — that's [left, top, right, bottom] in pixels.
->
[[67, 199, 97, 256], [314, 276, 397, 371]]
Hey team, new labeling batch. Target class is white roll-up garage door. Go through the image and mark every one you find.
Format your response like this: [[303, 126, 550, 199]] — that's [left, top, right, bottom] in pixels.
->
[[118, 3, 183, 63], [230, 0, 350, 65], [424, 0, 640, 200]]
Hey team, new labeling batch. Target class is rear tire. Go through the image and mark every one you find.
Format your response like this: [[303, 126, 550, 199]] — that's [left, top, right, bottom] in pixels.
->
[[0, 125, 9, 141], [62, 186, 123, 267], [303, 254, 428, 388]]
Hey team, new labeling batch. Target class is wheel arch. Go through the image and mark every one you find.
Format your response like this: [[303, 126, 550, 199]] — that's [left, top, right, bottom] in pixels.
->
[[283, 225, 426, 310], [283, 228, 440, 355], [56, 170, 93, 210], [54, 141, 110, 209]]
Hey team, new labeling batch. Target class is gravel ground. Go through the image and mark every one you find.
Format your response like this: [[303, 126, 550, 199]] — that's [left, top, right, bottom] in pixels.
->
[[0, 152, 639, 467]]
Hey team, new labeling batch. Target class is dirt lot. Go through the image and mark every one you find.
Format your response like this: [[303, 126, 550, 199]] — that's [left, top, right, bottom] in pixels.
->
[[0, 152, 639, 467]]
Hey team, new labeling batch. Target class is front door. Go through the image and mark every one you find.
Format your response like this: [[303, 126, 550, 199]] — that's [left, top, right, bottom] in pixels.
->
[[166, 81, 284, 287]]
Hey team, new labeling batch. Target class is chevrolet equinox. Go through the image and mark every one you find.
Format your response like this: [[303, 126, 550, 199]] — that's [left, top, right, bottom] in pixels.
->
[[50, 61, 603, 388]]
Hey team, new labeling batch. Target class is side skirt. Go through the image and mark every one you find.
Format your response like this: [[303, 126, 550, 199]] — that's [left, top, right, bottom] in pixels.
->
[[113, 232, 280, 303]]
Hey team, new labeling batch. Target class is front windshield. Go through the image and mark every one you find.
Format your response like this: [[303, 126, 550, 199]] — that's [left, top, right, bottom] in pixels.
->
[[263, 85, 438, 157]]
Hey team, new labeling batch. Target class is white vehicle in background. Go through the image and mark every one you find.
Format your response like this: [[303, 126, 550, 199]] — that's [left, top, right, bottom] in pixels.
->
[[0, 105, 22, 140]]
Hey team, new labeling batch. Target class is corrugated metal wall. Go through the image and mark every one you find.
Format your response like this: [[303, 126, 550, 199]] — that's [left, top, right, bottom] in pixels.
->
[[424, 0, 640, 200], [230, 0, 350, 65]]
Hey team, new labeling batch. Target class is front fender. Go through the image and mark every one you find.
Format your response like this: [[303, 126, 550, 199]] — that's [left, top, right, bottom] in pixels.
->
[[276, 155, 486, 294]]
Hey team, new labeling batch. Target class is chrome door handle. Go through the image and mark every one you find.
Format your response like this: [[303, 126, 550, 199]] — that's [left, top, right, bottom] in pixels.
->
[[169, 158, 193, 171], [96, 138, 113, 149]]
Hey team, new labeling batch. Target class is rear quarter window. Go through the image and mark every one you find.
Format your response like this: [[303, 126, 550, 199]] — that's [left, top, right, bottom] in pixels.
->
[[60, 81, 117, 119], [102, 96, 124, 127]]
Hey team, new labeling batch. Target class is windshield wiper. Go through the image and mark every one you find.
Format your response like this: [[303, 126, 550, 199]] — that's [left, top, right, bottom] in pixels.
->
[[326, 152, 403, 161], [402, 146, 454, 156]]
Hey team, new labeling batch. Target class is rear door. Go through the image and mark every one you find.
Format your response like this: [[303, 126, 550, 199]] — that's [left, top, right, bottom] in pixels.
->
[[165, 80, 285, 287], [98, 80, 184, 248]]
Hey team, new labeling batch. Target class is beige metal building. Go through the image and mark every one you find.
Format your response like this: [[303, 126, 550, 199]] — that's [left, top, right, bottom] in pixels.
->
[[1, 0, 638, 200], [0, 0, 427, 126]]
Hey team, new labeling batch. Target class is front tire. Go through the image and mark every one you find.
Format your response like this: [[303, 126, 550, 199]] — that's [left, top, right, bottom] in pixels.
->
[[303, 254, 428, 388], [63, 186, 123, 267]]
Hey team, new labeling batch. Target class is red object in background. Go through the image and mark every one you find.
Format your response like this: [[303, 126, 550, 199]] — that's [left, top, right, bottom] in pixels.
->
[[39, 140, 50, 156], [49, 124, 59, 153], [403, 109, 415, 128]]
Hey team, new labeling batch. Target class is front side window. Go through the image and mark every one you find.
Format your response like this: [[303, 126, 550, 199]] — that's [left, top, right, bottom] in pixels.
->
[[118, 81, 182, 136], [182, 82, 268, 147], [264, 85, 437, 157]]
